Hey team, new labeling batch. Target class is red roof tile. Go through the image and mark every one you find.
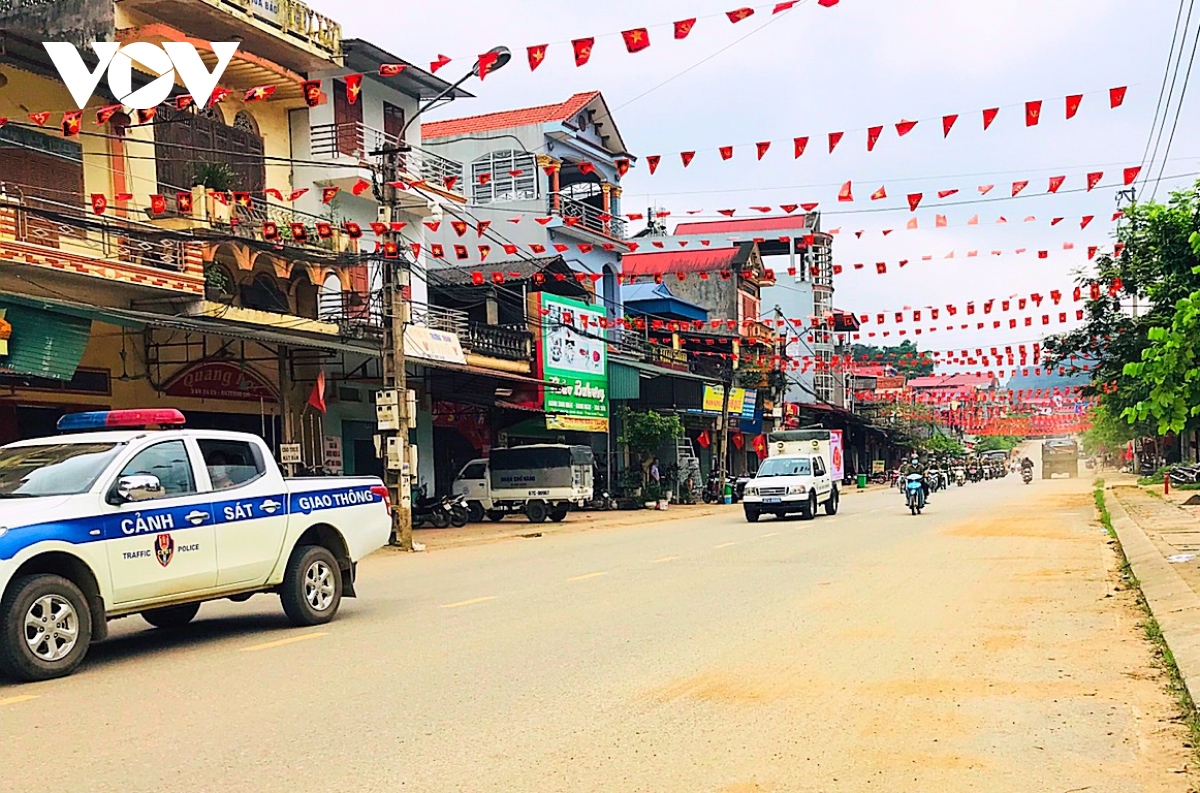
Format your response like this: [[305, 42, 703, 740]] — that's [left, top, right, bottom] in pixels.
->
[[674, 215, 817, 236], [621, 248, 742, 276], [422, 91, 601, 139]]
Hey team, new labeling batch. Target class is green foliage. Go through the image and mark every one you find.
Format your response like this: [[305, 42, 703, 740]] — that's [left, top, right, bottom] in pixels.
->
[[973, 435, 1023, 453], [1044, 181, 1200, 436], [189, 162, 238, 191], [851, 340, 934, 377], [618, 408, 683, 461], [1080, 403, 1133, 455], [641, 481, 665, 503], [922, 433, 965, 457]]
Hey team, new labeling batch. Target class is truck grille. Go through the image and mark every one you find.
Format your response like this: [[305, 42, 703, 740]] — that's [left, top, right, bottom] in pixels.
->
[[757, 487, 788, 497]]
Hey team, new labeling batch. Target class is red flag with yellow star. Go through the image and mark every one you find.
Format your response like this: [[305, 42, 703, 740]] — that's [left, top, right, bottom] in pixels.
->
[[243, 84, 276, 103], [726, 7, 755, 22], [528, 44, 547, 71], [344, 74, 363, 105], [61, 110, 82, 137], [622, 28, 650, 53]]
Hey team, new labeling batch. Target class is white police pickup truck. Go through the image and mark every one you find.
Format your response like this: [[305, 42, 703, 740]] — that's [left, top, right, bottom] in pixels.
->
[[0, 409, 392, 681], [741, 453, 839, 522]]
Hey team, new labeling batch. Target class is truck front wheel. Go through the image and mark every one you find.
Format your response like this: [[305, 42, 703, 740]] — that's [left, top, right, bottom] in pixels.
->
[[0, 574, 93, 682], [280, 545, 343, 627]]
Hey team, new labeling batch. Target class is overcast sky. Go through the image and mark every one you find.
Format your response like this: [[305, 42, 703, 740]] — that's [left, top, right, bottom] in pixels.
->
[[308, 0, 1194, 367]]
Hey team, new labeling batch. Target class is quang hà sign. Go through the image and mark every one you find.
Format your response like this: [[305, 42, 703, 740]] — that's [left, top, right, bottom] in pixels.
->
[[162, 361, 278, 403], [534, 293, 609, 433]]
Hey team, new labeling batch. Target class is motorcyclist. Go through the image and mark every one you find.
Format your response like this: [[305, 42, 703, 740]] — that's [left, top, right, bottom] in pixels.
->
[[901, 455, 930, 501], [1021, 456, 1034, 472]]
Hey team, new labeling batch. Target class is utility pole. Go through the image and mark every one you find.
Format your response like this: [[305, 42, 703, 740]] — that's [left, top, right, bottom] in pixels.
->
[[378, 147, 413, 550], [715, 363, 734, 498]]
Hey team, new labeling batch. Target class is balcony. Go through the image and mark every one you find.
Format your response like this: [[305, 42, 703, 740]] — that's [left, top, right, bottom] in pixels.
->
[[310, 122, 465, 202], [0, 193, 205, 296], [548, 194, 628, 241], [114, 0, 342, 66], [466, 323, 531, 362], [326, 299, 533, 363]]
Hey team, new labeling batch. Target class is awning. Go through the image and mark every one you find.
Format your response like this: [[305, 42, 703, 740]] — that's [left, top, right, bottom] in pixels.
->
[[0, 294, 380, 356], [415, 356, 560, 388], [0, 304, 92, 380]]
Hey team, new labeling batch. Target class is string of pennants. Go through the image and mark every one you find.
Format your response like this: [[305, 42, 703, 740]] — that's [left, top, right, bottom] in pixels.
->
[[639, 87, 1129, 174], [856, 282, 1118, 325], [425, 1, 836, 76], [840, 244, 1118, 276]]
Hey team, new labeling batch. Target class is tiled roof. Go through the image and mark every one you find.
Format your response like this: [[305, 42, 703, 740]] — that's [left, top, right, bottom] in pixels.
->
[[422, 91, 601, 139], [673, 215, 817, 236], [621, 247, 748, 275]]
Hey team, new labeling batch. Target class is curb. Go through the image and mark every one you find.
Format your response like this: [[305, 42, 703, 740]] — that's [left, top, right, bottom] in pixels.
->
[[1108, 487, 1200, 702]]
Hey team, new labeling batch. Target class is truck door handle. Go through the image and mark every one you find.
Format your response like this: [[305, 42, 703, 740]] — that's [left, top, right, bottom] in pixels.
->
[[184, 510, 209, 526]]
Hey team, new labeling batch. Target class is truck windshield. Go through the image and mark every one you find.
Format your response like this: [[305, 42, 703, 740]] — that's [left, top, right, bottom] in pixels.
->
[[0, 443, 124, 497], [757, 458, 811, 477]]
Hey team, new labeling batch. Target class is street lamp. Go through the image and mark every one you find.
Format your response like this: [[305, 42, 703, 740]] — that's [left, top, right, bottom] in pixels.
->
[[394, 46, 512, 149]]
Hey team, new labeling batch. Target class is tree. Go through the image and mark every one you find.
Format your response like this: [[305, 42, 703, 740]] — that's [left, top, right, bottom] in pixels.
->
[[973, 436, 1023, 453], [1080, 403, 1133, 455], [618, 409, 683, 477], [1043, 180, 1200, 437], [851, 340, 934, 377], [922, 433, 965, 457]]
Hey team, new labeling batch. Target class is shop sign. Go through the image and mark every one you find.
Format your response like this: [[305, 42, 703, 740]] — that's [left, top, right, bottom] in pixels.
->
[[830, 429, 844, 481], [872, 459, 886, 474], [701, 384, 747, 415], [404, 325, 467, 366], [279, 443, 302, 464], [649, 345, 689, 371], [740, 389, 758, 421], [322, 435, 343, 474], [162, 360, 278, 403], [534, 293, 609, 433]]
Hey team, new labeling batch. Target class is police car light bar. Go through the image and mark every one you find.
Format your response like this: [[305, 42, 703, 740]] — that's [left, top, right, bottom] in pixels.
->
[[56, 409, 187, 432]]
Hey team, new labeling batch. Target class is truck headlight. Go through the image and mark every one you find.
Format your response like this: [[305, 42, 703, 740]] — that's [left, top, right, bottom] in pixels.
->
[[746, 486, 758, 496], [789, 485, 807, 495]]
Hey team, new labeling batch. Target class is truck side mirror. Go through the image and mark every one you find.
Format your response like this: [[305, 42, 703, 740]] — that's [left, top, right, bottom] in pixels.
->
[[116, 475, 164, 503]]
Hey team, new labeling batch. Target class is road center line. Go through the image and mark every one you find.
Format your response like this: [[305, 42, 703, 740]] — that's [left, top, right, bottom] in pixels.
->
[[759, 532, 780, 538], [241, 632, 328, 652], [714, 541, 738, 549], [567, 571, 609, 582], [0, 695, 37, 707], [441, 596, 497, 609], [652, 555, 681, 563]]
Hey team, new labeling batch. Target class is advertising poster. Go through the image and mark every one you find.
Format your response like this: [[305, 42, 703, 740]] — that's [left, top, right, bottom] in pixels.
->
[[536, 293, 609, 433], [829, 429, 845, 481], [701, 384, 747, 415]]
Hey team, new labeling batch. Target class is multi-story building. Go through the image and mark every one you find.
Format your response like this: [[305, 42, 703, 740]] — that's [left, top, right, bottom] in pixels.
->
[[0, 0, 387, 474], [420, 90, 634, 319]]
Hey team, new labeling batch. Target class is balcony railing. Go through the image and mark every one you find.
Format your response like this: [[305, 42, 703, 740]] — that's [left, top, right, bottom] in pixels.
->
[[310, 123, 465, 192], [410, 303, 468, 336], [549, 194, 628, 240], [466, 323, 532, 362], [0, 192, 198, 276]]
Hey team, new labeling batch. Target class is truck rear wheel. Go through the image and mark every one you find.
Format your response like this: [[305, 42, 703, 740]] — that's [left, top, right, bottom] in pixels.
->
[[825, 488, 839, 515], [486, 510, 505, 522], [549, 507, 568, 522], [280, 545, 342, 627], [142, 602, 200, 630], [0, 574, 92, 682], [526, 500, 549, 523]]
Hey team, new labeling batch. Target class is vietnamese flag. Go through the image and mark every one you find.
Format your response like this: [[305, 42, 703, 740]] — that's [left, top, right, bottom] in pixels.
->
[[61, 110, 82, 137], [756, 141, 771, 160], [675, 18, 697, 38], [622, 27, 650, 53], [942, 114, 958, 137], [572, 37, 594, 66], [243, 84, 276, 103], [1066, 94, 1083, 119], [726, 7, 755, 22], [895, 119, 918, 137], [838, 181, 853, 202], [528, 44, 548, 71], [793, 136, 809, 158], [680, 151, 696, 168], [828, 131, 844, 153], [870, 185, 887, 200], [308, 371, 327, 414], [907, 193, 923, 211], [982, 107, 999, 130], [344, 74, 363, 104], [1110, 86, 1127, 108]]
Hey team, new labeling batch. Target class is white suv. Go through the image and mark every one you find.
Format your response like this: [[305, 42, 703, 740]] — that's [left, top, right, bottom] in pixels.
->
[[742, 454, 838, 522]]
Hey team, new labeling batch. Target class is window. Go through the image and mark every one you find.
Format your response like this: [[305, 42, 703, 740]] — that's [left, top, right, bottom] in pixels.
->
[[813, 457, 826, 476], [472, 150, 538, 204], [460, 462, 486, 480], [198, 439, 265, 491], [119, 441, 195, 498], [0, 443, 122, 497], [739, 290, 760, 326], [756, 457, 811, 477], [333, 79, 364, 158]]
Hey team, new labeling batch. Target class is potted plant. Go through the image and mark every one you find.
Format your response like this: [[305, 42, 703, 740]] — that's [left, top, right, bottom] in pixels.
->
[[203, 263, 234, 302], [189, 163, 237, 225], [642, 481, 664, 510]]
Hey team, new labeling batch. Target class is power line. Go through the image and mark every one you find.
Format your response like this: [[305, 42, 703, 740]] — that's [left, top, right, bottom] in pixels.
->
[[1143, 0, 1197, 195], [1151, 9, 1200, 200]]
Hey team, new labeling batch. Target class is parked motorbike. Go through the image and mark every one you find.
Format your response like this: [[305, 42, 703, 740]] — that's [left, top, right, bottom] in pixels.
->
[[904, 473, 926, 515], [411, 486, 460, 529], [446, 493, 470, 527], [586, 490, 617, 510], [703, 473, 742, 504]]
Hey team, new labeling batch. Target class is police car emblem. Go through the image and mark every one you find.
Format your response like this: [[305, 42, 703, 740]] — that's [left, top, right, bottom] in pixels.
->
[[155, 533, 175, 567]]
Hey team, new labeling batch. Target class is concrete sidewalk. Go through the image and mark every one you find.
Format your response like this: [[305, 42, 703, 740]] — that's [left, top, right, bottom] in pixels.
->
[[1107, 477, 1200, 702], [405, 481, 892, 552]]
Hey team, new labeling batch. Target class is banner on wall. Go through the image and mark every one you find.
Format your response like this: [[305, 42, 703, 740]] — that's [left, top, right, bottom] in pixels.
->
[[701, 384, 748, 415], [829, 429, 844, 481], [534, 293, 609, 433]]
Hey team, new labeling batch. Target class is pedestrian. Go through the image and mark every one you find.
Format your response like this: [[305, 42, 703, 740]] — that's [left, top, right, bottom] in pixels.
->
[[650, 458, 661, 484]]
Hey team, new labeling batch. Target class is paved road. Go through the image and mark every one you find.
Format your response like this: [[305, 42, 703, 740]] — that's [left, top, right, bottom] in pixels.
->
[[1, 469, 1193, 793]]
